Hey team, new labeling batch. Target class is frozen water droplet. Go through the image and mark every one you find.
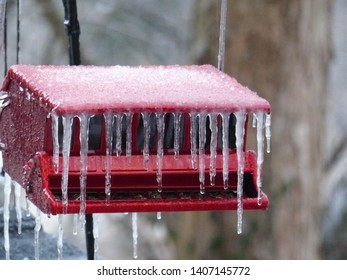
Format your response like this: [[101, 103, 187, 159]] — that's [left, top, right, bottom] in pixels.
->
[[235, 111, 246, 234], [142, 112, 151, 169], [34, 207, 41, 260], [209, 113, 218, 186], [190, 112, 198, 170], [255, 111, 265, 205], [265, 112, 271, 153], [104, 112, 114, 204], [79, 113, 90, 225], [156, 113, 165, 192], [132, 212, 138, 259], [221, 113, 230, 189], [199, 112, 207, 194], [173, 112, 182, 160], [51, 113, 59, 174], [61, 115, 73, 211]]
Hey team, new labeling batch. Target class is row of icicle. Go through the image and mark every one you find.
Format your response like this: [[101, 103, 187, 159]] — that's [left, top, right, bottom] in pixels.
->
[[52, 110, 271, 231], [2, 110, 270, 260]]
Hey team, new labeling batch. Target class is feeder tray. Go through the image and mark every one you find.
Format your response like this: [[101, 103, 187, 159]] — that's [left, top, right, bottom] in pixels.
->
[[0, 64, 271, 215]]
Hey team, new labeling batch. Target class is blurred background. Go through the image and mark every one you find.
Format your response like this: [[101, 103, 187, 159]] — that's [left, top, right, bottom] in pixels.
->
[[1, 0, 346, 260]]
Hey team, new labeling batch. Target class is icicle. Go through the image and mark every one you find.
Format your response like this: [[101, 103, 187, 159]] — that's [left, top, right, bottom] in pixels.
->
[[3, 173, 11, 260], [125, 112, 133, 159], [79, 114, 90, 226], [51, 113, 59, 174], [61, 115, 73, 211], [173, 112, 181, 160], [25, 198, 30, 217], [156, 112, 165, 192], [255, 111, 265, 205], [115, 113, 123, 156], [221, 113, 230, 189], [209, 113, 218, 186], [72, 214, 78, 235], [190, 112, 198, 169], [57, 214, 64, 260], [156, 212, 162, 220], [34, 207, 41, 260], [132, 212, 138, 259], [235, 111, 246, 235], [104, 112, 113, 205], [93, 214, 99, 260], [217, 0, 227, 71], [252, 113, 257, 128], [14, 181, 22, 234], [142, 112, 150, 169], [265, 112, 271, 153], [199, 112, 207, 194]]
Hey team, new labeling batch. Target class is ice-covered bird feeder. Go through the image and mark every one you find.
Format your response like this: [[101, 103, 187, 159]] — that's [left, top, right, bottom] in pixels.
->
[[0, 64, 271, 220]]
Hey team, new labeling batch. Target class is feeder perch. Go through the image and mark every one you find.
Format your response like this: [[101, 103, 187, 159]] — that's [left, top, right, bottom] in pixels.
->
[[0, 64, 271, 215]]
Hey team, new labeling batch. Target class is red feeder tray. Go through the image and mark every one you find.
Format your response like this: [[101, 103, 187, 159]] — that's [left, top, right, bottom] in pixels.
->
[[0, 64, 271, 215]]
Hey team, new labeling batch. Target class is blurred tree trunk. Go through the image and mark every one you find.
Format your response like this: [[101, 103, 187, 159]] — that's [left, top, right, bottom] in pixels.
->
[[168, 0, 332, 259]]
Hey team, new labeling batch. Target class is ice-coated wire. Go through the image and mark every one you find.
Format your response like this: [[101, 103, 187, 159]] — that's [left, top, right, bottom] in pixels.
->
[[217, 0, 228, 71]]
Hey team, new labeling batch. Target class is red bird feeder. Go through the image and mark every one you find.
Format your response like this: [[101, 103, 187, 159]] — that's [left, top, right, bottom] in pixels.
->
[[0, 64, 271, 215]]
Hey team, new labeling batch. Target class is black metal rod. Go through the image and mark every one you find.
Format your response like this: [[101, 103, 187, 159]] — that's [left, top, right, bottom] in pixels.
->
[[85, 213, 95, 260], [62, 0, 94, 260], [63, 0, 81, 66]]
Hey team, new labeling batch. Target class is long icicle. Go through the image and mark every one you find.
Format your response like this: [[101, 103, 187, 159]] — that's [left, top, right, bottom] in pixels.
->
[[255, 111, 265, 205], [14, 181, 22, 234], [173, 112, 181, 160], [104, 112, 113, 205], [125, 112, 133, 160], [61, 115, 73, 212], [79, 113, 90, 226], [156, 112, 165, 192], [115, 113, 122, 156], [265, 112, 272, 153], [3, 172, 11, 260], [132, 212, 138, 259], [142, 112, 150, 169], [57, 214, 64, 260], [209, 113, 218, 186], [93, 214, 99, 260], [198, 112, 207, 194], [51, 113, 60, 174], [235, 111, 246, 234], [34, 207, 41, 260], [190, 112, 198, 170], [221, 113, 230, 189]]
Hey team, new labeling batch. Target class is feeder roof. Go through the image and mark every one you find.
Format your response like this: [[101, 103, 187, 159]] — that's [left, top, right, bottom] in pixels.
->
[[2, 64, 270, 115]]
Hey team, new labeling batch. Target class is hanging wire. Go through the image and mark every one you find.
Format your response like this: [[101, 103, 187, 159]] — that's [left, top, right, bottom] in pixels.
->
[[1, 0, 7, 76], [217, 0, 227, 72]]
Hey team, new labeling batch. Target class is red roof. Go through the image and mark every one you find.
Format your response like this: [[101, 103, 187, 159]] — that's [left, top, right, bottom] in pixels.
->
[[2, 64, 270, 115]]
